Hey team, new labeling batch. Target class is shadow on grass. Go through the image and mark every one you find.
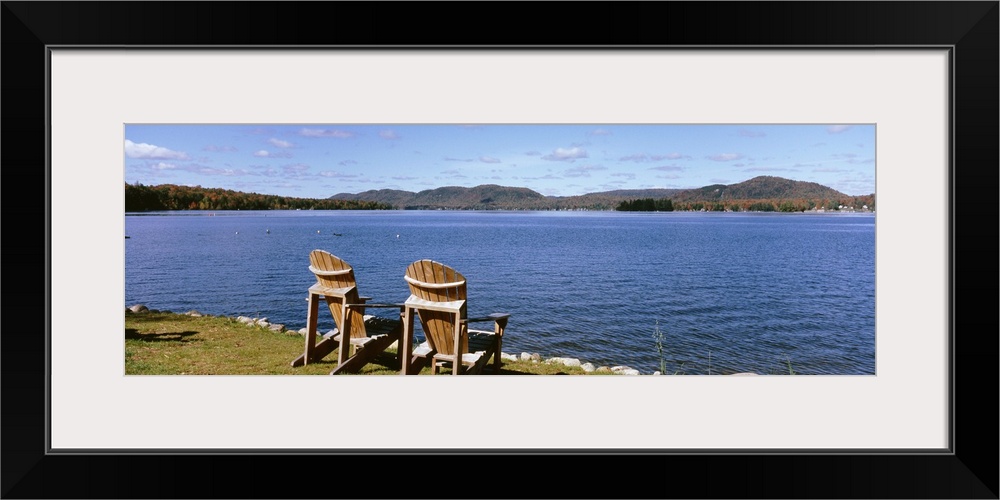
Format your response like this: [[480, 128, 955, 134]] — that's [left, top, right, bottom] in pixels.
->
[[125, 328, 201, 343]]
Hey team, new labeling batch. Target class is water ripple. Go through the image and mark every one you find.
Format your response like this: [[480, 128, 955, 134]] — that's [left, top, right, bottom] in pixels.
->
[[126, 211, 875, 374]]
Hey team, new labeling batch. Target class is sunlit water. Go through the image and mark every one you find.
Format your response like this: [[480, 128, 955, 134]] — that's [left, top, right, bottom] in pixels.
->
[[125, 210, 876, 374]]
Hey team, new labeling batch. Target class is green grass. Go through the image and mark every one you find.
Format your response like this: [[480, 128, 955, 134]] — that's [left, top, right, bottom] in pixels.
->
[[125, 311, 595, 375]]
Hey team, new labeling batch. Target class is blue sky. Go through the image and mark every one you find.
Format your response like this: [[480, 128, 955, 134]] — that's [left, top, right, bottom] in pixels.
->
[[124, 124, 875, 198]]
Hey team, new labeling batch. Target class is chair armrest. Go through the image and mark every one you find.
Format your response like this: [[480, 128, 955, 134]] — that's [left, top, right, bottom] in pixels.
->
[[346, 302, 405, 310], [467, 313, 510, 323], [466, 313, 509, 338]]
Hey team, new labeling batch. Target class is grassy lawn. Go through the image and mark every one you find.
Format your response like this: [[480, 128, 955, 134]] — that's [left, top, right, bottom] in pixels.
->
[[125, 311, 594, 375]]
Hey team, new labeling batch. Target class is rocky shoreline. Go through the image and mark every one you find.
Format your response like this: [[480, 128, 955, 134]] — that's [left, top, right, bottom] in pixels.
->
[[125, 303, 671, 375]]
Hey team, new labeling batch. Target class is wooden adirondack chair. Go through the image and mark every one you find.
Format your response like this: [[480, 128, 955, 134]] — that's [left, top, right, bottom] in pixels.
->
[[291, 250, 404, 374], [400, 259, 509, 375]]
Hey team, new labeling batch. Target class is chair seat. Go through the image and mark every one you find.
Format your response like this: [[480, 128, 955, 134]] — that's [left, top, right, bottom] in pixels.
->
[[309, 283, 355, 297], [413, 328, 498, 368], [404, 295, 465, 313], [415, 342, 484, 367], [333, 316, 402, 345]]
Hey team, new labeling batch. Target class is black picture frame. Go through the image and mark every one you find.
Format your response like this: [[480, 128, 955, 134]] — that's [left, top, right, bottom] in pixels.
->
[[3, 2, 997, 498]]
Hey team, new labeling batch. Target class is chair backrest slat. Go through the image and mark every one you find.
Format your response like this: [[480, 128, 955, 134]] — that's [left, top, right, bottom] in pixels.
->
[[310, 250, 366, 338], [405, 259, 468, 355]]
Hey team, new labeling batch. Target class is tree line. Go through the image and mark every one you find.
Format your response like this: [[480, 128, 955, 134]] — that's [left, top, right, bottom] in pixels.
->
[[124, 183, 394, 212], [616, 198, 675, 211], [617, 196, 876, 212]]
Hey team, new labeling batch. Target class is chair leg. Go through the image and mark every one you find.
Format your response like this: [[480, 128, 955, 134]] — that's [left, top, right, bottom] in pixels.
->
[[494, 318, 506, 374], [299, 293, 321, 366], [453, 315, 462, 375], [293, 293, 347, 367], [493, 336, 503, 374], [401, 307, 415, 374], [337, 303, 351, 367]]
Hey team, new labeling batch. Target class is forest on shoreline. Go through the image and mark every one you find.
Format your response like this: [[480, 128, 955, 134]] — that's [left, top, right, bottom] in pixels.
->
[[125, 183, 393, 212], [126, 176, 875, 213]]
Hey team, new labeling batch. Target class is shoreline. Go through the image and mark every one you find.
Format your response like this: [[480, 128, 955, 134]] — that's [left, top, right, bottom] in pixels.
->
[[126, 303, 719, 375]]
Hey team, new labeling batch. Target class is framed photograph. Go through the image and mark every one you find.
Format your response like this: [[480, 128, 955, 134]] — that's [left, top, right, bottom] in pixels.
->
[[5, 2, 996, 498]]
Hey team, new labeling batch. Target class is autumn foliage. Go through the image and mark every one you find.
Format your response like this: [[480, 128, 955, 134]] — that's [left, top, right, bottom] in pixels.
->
[[125, 183, 393, 212]]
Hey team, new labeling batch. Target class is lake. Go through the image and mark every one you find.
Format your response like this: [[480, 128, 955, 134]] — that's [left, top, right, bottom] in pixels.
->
[[125, 210, 876, 375]]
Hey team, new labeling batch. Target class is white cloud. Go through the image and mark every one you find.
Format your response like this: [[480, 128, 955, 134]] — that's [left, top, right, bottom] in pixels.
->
[[268, 138, 294, 148], [320, 171, 357, 178], [379, 129, 400, 140], [542, 147, 588, 162], [827, 125, 852, 134], [152, 162, 176, 170], [707, 153, 744, 161], [253, 150, 292, 159], [299, 128, 354, 138], [125, 140, 190, 160], [627, 153, 691, 162], [590, 128, 612, 136], [479, 156, 501, 164]]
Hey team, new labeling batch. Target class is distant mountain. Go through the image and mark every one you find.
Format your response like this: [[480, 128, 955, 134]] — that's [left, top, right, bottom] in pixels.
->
[[327, 189, 416, 208], [671, 176, 850, 203], [330, 185, 686, 210], [330, 177, 870, 211], [567, 188, 684, 200], [409, 184, 545, 209], [545, 189, 684, 211], [331, 185, 546, 210]]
